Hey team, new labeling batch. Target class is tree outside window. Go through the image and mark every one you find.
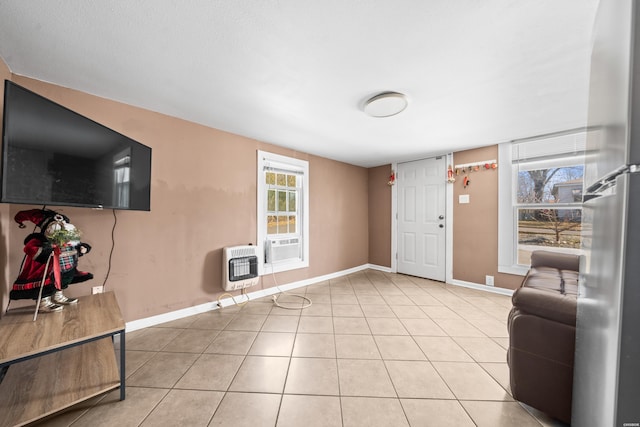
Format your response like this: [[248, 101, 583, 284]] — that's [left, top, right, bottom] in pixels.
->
[[516, 165, 584, 264]]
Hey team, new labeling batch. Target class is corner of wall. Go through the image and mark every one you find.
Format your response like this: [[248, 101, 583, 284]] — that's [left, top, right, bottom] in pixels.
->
[[368, 165, 392, 268]]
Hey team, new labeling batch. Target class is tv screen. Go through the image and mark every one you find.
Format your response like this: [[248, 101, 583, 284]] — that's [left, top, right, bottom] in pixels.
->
[[1, 80, 151, 211]]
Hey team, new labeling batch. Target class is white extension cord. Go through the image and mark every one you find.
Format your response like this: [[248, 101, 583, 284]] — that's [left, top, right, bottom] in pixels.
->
[[268, 242, 312, 310]]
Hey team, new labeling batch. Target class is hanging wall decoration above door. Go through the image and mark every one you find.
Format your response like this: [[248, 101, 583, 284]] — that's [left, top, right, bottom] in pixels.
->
[[453, 159, 497, 183]]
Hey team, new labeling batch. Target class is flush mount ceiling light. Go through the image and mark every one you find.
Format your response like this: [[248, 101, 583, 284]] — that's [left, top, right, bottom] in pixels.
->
[[363, 92, 408, 117]]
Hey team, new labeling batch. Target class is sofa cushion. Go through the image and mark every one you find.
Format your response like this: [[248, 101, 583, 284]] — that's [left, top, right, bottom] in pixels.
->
[[511, 286, 577, 326], [524, 267, 579, 296], [530, 250, 580, 272]]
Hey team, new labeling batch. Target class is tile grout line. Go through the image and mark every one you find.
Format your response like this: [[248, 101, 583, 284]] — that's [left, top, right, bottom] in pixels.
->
[[363, 271, 414, 427], [272, 297, 303, 427]]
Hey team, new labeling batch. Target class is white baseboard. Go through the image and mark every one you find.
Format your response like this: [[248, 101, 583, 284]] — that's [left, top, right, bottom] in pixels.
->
[[126, 263, 374, 332], [448, 279, 514, 297], [125, 301, 220, 332], [365, 263, 392, 273]]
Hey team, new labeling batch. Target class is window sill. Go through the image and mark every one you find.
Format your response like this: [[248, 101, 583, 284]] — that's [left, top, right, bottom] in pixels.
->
[[261, 259, 309, 275], [497, 265, 528, 276]]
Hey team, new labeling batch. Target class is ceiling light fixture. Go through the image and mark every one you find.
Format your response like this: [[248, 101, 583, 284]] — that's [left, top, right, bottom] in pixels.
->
[[363, 92, 408, 117]]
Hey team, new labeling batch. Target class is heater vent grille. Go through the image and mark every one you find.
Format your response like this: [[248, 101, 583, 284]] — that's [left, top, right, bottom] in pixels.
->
[[222, 245, 260, 291]]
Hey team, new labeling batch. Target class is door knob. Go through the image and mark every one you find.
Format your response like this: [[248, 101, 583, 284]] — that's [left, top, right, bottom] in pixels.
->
[[439, 215, 444, 220], [439, 224, 444, 228]]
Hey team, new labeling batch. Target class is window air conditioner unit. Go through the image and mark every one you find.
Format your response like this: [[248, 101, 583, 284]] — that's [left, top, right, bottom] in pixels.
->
[[222, 245, 260, 291], [265, 237, 301, 263]]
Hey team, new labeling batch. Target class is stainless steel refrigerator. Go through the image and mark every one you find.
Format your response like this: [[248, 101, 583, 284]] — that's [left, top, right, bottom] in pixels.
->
[[573, 0, 640, 425]]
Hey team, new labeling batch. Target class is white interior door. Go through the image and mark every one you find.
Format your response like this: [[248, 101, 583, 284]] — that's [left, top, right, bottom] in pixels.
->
[[397, 156, 446, 281]]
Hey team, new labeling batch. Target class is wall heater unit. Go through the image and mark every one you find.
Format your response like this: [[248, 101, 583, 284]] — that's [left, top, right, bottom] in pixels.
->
[[222, 245, 260, 291], [265, 237, 301, 263]]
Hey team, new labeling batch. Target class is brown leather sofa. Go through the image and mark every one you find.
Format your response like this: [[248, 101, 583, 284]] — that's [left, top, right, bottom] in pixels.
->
[[507, 250, 579, 424]]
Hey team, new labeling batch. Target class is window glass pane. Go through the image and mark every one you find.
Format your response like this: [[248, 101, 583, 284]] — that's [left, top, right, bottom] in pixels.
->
[[267, 189, 276, 211], [289, 215, 296, 233], [267, 215, 277, 235], [277, 173, 286, 186], [278, 190, 287, 211], [287, 175, 296, 187], [277, 215, 288, 233], [288, 191, 296, 212], [517, 166, 584, 204], [266, 172, 276, 185], [517, 208, 582, 264]]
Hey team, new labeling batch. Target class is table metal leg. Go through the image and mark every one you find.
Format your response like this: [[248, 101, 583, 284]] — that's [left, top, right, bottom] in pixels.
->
[[119, 330, 126, 400], [0, 365, 8, 385]]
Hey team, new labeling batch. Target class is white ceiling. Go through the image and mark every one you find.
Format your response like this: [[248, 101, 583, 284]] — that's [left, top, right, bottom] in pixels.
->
[[0, 0, 599, 168]]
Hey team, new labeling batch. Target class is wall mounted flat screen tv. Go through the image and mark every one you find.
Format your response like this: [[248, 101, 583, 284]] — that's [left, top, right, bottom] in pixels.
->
[[1, 80, 151, 211]]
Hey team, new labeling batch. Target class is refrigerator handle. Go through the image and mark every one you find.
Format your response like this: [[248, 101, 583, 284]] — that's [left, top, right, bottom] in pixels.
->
[[583, 164, 640, 202], [584, 165, 628, 195]]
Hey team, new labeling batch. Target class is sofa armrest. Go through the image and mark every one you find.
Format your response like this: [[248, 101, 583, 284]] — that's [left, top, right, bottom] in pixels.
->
[[530, 250, 580, 272], [512, 286, 577, 326]]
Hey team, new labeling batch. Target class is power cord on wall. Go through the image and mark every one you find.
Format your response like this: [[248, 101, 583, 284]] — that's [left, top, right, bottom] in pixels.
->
[[216, 287, 250, 308], [100, 209, 117, 290]]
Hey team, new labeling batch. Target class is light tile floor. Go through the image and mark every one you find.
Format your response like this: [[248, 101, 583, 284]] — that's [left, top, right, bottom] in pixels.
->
[[35, 270, 568, 427]]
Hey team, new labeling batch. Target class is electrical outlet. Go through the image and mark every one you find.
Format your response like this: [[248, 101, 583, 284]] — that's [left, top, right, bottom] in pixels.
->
[[485, 275, 494, 286], [92, 286, 104, 294]]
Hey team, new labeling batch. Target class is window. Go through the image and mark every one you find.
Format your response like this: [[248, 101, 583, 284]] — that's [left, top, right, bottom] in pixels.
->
[[257, 151, 309, 274], [499, 131, 586, 275], [266, 171, 298, 236]]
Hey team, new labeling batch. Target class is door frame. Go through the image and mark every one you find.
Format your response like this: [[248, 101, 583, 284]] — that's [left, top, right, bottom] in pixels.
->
[[391, 153, 454, 283]]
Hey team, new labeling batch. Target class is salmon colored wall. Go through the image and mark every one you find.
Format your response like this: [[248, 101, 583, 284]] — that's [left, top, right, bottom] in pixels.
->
[[368, 165, 391, 267], [0, 57, 11, 312], [452, 145, 521, 290], [308, 156, 369, 277], [3, 76, 369, 322]]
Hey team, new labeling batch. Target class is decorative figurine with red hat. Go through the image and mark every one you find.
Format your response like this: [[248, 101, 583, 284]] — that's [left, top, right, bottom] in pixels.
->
[[10, 208, 93, 313]]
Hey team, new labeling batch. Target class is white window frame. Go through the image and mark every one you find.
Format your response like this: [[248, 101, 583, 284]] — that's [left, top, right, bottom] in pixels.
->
[[498, 131, 586, 275], [257, 150, 309, 275]]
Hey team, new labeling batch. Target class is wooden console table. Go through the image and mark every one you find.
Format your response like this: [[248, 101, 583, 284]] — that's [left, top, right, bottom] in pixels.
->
[[0, 291, 125, 427]]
